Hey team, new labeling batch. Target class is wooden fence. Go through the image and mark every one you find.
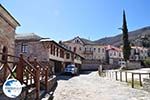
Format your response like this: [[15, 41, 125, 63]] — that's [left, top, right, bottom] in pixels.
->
[[101, 69, 150, 88]]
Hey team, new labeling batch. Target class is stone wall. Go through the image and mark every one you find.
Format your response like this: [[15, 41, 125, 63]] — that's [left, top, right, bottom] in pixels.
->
[[0, 5, 19, 56], [0, 16, 15, 55], [126, 61, 141, 70], [81, 59, 102, 70], [0, 5, 19, 81], [15, 41, 49, 61], [102, 64, 120, 70]]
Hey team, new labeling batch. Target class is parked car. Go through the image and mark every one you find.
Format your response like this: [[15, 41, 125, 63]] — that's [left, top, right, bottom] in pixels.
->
[[64, 64, 79, 75], [118, 61, 126, 68]]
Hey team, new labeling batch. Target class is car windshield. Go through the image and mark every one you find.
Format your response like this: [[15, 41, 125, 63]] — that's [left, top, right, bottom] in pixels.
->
[[67, 65, 75, 68]]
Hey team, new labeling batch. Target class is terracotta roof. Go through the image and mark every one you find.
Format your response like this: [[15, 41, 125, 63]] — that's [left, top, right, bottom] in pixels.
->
[[106, 45, 122, 51], [131, 46, 148, 50]]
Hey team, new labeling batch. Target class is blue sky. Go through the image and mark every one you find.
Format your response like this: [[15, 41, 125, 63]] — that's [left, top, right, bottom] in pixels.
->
[[1, 0, 150, 41]]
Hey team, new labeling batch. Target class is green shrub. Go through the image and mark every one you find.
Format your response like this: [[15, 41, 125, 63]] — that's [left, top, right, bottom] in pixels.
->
[[144, 57, 150, 67], [127, 80, 142, 89]]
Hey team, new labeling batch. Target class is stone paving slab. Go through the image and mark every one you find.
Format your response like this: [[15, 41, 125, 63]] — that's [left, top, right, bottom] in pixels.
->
[[53, 71, 150, 100]]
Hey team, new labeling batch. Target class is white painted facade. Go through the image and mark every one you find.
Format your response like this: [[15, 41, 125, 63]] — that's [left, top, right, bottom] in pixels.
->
[[63, 37, 106, 61], [130, 46, 148, 61], [63, 37, 149, 65]]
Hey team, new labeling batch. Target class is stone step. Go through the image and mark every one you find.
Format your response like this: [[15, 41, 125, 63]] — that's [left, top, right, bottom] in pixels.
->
[[41, 91, 54, 100]]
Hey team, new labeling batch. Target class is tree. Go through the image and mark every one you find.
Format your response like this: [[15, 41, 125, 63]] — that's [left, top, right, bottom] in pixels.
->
[[122, 10, 131, 62], [144, 57, 150, 67]]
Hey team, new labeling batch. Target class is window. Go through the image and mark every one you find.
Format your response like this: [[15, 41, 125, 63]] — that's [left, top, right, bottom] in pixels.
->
[[21, 43, 28, 53], [98, 48, 100, 52], [50, 44, 53, 54], [89, 48, 91, 51], [110, 53, 112, 56], [66, 53, 70, 59], [60, 49, 64, 58], [141, 50, 143, 54], [93, 48, 96, 51], [77, 40, 79, 43], [85, 48, 87, 51], [73, 47, 76, 52], [102, 48, 105, 53], [56, 48, 59, 57], [79, 47, 82, 51], [69, 47, 71, 50], [134, 49, 136, 53], [53, 45, 55, 55], [75, 39, 80, 44], [114, 52, 116, 56], [119, 53, 121, 57]]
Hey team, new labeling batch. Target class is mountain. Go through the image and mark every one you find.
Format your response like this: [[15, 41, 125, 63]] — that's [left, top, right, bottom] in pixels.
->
[[94, 26, 150, 47]]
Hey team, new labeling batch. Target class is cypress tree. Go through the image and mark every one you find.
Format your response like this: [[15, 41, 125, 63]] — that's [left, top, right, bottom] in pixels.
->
[[122, 10, 131, 62]]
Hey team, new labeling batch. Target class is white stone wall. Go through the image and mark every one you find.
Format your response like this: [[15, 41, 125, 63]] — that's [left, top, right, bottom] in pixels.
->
[[92, 46, 106, 60], [130, 47, 148, 61]]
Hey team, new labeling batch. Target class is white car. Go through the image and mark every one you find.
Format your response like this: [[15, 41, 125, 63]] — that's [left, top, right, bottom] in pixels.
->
[[64, 64, 79, 75], [119, 61, 126, 68]]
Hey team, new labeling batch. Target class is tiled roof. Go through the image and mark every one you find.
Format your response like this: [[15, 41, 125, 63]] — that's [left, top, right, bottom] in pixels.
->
[[80, 38, 96, 45], [63, 36, 96, 45], [131, 46, 148, 50], [106, 45, 122, 51], [15, 33, 43, 40]]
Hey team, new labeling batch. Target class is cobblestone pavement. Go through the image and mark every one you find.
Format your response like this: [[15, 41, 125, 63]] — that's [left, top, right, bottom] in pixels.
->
[[53, 71, 150, 100]]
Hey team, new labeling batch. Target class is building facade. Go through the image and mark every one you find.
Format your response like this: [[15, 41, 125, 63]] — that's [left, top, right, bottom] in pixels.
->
[[106, 45, 123, 65], [63, 37, 149, 67], [62, 36, 106, 62], [15, 33, 49, 61], [15, 33, 83, 73], [0, 4, 20, 85], [130, 46, 148, 61], [0, 4, 20, 55]]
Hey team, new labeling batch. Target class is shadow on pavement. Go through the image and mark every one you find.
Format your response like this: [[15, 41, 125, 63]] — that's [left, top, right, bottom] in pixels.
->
[[79, 70, 96, 75], [56, 73, 74, 81], [56, 70, 96, 81]]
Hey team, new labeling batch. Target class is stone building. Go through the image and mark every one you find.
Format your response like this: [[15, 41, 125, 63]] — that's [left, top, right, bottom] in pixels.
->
[[105, 45, 123, 65], [62, 36, 107, 70], [15, 33, 49, 61], [15, 33, 83, 73], [0, 4, 20, 55], [130, 46, 148, 61], [0, 4, 20, 87], [62, 36, 106, 62]]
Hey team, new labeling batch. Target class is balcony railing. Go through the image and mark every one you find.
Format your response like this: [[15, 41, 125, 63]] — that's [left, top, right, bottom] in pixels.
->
[[83, 50, 93, 54]]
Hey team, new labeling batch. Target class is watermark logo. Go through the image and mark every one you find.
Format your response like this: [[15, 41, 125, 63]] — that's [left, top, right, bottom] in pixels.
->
[[3, 79, 22, 98]]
